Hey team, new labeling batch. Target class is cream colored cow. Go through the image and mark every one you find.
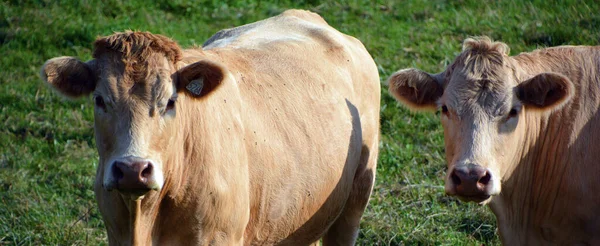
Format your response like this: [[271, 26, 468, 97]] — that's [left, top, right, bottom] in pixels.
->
[[41, 10, 380, 245], [389, 37, 600, 244]]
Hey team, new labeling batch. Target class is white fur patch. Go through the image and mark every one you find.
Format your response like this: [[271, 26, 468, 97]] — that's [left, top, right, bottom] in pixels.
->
[[186, 79, 204, 96]]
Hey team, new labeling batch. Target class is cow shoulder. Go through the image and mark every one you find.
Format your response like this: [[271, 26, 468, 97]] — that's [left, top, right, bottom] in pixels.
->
[[202, 21, 262, 49], [280, 9, 327, 25]]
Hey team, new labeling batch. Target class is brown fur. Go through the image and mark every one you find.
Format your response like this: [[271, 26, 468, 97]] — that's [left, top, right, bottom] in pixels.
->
[[94, 31, 182, 84], [93, 31, 182, 63]]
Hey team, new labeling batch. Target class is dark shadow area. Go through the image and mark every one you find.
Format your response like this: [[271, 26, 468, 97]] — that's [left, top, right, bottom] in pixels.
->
[[281, 99, 373, 245], [490, 83, 600, 243], [456, 216, 498, 243]]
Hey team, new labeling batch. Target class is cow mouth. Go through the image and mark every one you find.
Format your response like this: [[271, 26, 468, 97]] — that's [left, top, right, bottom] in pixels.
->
[[117, 189, 151, 201], [456, 194, 492, 204], [116, 187, 153, 197]]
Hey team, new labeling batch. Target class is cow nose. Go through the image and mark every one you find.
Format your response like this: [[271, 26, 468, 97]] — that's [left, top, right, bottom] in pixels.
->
[[111, 158, 154, 192], [449, 163, 492, 198]]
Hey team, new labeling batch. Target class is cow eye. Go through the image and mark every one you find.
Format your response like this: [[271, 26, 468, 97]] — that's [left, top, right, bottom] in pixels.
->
[[166, 99, 175, 111], [95, 96, 105, 109], [441, 105, 448, 114], [508, 108, 519, 118]]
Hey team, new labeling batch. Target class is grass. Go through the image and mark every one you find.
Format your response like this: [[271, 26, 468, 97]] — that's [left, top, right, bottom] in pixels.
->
[[1, 0, 598, 245]]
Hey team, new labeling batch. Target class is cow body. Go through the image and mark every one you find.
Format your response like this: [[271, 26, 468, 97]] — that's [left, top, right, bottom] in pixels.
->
[[389, 37, 600, 244], [41, 10, 380, 245]]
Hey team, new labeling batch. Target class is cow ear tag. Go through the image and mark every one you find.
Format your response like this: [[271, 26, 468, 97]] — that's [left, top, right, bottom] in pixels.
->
[[186, 78, 204, 96]]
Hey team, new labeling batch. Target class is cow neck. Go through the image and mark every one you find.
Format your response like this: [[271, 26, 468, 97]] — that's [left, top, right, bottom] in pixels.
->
[[122, 193, 160, 245], [490, 110, 562, 243], [162, 103, 188, 199], [130, 199, 144, 245], [493, 52, 591, 242]]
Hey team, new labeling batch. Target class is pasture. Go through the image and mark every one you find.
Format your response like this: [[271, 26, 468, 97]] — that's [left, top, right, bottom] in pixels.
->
[[1, 0, 598, 245]]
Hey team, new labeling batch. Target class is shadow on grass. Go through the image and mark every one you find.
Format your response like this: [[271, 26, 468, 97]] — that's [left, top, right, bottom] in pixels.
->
[[456, 215, 497, 243]]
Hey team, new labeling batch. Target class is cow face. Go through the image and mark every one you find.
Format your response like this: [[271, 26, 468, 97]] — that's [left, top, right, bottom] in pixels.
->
[[388, 37, 573, 204], [41, 32, 224, 198], [91, 51, 177, 197]]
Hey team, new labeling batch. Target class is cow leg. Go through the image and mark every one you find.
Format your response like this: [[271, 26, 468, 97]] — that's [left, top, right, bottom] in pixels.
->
[[322, 145, 377, 246]]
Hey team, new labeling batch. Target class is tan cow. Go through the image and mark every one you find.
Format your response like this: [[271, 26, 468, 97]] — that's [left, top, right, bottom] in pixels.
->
[[388, 36, 600, 244], [40, 10, 380, 245]]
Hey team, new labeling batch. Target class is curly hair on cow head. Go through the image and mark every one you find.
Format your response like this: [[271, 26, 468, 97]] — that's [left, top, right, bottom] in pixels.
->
[[93, 31, 182, 64], [450, 36, 511, 82], [92, 31, 183, 83]]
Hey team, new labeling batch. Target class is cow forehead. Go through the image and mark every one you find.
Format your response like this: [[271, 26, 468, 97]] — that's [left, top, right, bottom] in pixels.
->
[[441, 36, 519, 112], [444, 69, 513, 117], [95, 54, 175, 104], [91, 31, 181, 101]]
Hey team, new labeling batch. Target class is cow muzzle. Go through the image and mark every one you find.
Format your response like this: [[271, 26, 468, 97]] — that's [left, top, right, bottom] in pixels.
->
[[103, 156, 163, 195], [445, 163, 497, 203]]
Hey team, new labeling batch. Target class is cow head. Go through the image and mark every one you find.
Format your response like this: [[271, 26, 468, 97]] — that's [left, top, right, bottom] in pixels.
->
[[388, 37, 574, 204], [41, 31, 225, 198]]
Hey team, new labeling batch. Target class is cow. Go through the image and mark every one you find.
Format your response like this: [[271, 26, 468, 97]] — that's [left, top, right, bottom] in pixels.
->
[[40, 10, 380, 245], [388, 36, 600, 244]]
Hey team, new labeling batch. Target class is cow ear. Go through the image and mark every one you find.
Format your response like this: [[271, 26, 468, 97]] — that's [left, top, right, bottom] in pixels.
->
[[41, 56, 97, 98], [515, 72, 574, 111], [387, 68, 444, 111], [176, 60, 225, 98]]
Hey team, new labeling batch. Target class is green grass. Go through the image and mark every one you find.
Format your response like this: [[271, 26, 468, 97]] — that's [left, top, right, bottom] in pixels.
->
[[1, 0, 598, 245]]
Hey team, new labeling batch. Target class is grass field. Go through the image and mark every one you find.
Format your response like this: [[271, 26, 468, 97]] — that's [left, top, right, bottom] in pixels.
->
[[1, 0, 599, 245]]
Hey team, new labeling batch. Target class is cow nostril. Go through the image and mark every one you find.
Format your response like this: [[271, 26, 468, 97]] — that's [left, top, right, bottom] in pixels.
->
[[141, 163, 153, 178], [112, 163, 124, 180], [451, 171, 461, 185], [479, 171, 491, 185]]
